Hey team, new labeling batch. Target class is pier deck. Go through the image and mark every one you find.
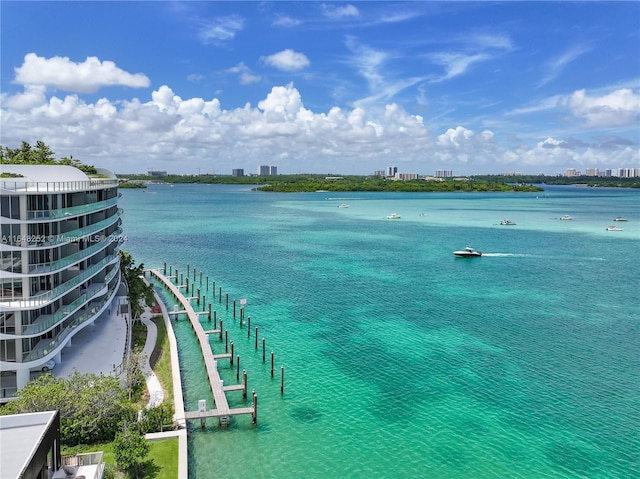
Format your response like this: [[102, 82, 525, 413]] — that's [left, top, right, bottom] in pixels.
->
[[150, 269, 255, 423]]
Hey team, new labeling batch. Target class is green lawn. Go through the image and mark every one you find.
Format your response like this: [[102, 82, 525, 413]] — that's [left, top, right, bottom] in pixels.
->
[[62, 438, 178, 479]]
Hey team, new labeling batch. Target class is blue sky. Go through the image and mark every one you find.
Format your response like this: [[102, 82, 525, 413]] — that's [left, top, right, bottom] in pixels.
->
[[1, 1, 639, 175]]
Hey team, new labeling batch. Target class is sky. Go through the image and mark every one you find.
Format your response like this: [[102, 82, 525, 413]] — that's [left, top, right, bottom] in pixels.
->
[[1, 1, 639, 176]]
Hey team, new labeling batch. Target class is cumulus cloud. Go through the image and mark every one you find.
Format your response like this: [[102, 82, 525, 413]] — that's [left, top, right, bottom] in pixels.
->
[[567, 88, 640, 127], [197, 15, 244, 43], [1, 79, 638, 175], [262, 49, 310, 72], [13, 53, 150, 93]]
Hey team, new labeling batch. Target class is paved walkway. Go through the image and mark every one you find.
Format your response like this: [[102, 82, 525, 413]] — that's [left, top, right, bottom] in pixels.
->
[[139, 310, 165, 408], [55, 295, 129, 378]]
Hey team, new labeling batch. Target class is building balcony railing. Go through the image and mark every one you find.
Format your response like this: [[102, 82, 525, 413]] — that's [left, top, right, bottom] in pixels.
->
[[0, 178, 118, 193], [0, 254, 119, 310], [55, 451, 105, 479], [25, 196, 118, 220], [18, 263, 119, 336], [25, 227, 122, 275], [22, 278, 119, 362], [2, 213, 121, 249]]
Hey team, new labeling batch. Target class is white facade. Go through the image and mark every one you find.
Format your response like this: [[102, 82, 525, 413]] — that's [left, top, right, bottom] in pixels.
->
[[0, 165, 122, 402]]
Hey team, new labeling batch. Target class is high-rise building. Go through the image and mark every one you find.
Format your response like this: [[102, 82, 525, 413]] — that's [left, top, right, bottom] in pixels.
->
[[386, 166, 397, 177], [258, 165, 277, 176], [435, 169, 453, 178], [232, 169, 244, 177], [0, 165, 122, 402]]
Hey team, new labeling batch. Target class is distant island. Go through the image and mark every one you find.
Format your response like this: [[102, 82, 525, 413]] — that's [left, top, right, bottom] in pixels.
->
[[115, 173, 640, 192]]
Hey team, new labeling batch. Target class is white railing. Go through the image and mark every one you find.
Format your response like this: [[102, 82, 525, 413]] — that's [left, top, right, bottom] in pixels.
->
[[1, 178, 118, 193]]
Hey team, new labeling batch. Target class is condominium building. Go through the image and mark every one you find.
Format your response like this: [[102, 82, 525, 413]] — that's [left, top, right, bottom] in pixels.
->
[[258, 165, 277, 176], [435, 169, 453, 178], [1, 165, 122, 402]]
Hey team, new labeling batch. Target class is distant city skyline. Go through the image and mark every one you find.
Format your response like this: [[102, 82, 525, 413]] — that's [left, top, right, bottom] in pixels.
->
[[1, 2, 638, 175]]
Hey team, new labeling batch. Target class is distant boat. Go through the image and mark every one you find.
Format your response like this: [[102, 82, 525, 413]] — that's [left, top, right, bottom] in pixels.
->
[[559, 215, 573, 220], [613, 217, 628, 222], [606, 225, 624, 231], [500, 219, 516, 225], [337, 204, 349, 208], [453, 246, 482, 257], [386, 213, 401, 219]]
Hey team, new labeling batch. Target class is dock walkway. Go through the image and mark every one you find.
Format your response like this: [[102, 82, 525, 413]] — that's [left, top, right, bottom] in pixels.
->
[[149, 269, 256, 425]]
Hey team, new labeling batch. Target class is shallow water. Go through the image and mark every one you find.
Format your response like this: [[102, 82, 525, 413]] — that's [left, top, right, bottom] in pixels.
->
[[120, 184, 639, 478]]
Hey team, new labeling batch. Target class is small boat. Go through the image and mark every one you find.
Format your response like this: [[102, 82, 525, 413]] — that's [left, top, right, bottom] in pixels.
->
[[500, 219, 516, 225], [559, 215, 573, 220], [613, 217, 628, 222], [606, 225, 624, 231], [337, 204, 349, 208], [453, 246, 482, 257], [386, 213, 401, 219]]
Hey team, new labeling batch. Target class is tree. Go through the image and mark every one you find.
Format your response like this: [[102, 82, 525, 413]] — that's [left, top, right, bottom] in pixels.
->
[[123, 348, 147, 400], [113, 423, 150, 479], [120, 251, 155, 320], [1, 371, 133, 445]]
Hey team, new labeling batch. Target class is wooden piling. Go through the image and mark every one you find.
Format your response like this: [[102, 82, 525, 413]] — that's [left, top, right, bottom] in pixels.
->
[[233, 300, 236, 318], [187, 264, 190, 277], [243, 370, 247, 399], [247, 317, 251, 337], [255, 328, 258, 349], [262, 338, 265, 361], [219, 320, 223, 340], [252, 392, 258, 425], [206, 276, 209, 291], [226, 293, 229, 310], [225, 331, 228, 351], [271, 352, 274, 377], [208, 302, 211, 320], [163, 262, 166, 274], [230, 342, 234, 365], [200, 271, 203, 284], [236, 355, 240, 380], [280, 366, 285, 394], [197, 288, 200, 305]]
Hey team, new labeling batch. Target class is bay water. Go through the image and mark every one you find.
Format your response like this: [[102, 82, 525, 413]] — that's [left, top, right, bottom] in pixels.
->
[[119, 184, 639, 478]]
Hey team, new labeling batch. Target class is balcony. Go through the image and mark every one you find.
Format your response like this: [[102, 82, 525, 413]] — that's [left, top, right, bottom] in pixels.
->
[[53, 451, 105, 479], [0, 254, 119, 310], [22, 278, 120, 362], [1, 178, 118, 193], [25, 196, 118, 220]]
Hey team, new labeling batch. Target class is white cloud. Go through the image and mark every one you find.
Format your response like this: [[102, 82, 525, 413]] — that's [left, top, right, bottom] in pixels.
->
[[14, 53, 150, 93], [429, 53, 489, 83], [540, 44, 591, 87], [567, 88, 640, 128], [197, 15, 244, 43], [273, 15, 301, 27], [226, 63, 262, 85], [262, 49, 310, 72], [1, 81, 638, 175], [322, 4, 359, 20]]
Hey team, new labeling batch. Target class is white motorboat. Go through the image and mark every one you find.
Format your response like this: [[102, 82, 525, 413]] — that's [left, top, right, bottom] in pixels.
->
[[337, 204, 349, 208], [559, 215, 573, 220], [606, 225, 624, 231], [500, 219, 516, 225], [453, 246, 482, 257], [386, 213, 401, 219], [613, 217, 628, 222]]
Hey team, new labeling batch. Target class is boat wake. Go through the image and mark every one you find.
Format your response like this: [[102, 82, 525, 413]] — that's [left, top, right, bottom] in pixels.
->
[[482, 253, 606, 261]]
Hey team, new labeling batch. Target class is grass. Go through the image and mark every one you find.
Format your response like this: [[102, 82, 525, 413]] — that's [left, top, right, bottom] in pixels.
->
[[62, 439, 179, 479], [149, 314, 174, 404]]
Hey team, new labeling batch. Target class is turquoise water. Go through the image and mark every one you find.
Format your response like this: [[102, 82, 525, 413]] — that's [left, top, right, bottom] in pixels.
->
[[120, 184, 639, 478]]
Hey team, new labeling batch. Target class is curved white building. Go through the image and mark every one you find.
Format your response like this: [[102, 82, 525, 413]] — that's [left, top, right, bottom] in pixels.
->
[[1, 165, 122, 402]]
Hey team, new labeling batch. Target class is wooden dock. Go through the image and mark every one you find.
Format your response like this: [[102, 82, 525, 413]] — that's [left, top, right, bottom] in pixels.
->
[[150, 269, 257, 426]]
